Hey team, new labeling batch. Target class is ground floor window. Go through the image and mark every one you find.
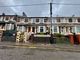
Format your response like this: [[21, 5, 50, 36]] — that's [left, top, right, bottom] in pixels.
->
[[40, 26, 44, 32], [76, 26, 80, 33], [6, 24, 14, 30], [54, 26, 57, 32], [72, 27, 75, 33], [17, 26, 26, 32]]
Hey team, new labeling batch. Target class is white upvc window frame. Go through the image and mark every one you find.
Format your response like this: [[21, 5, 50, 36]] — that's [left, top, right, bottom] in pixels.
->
[[68, 18, 73, 23], [21, 18, 25, 23], [56, 18, 61, 23], [52, 18, 56, 23], [53, 26, 58, 33], [32, 18, 36, 23], [10, 17, 14, 21], [61, 18, 66, 23], [31, 18, 37, 23], [40, 18, 44, 23], [38, 26, 45, 33], [77, 18, 80, 23], [5, 24, 14, 30], [63, 18, 69, 23], [17, 26, 26, 32], [36, 18, 40, 24], [44, 18, 48, 23], [0, 17, 3, 21]]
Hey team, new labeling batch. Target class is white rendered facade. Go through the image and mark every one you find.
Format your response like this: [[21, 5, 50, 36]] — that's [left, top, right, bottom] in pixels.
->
[[16, 16, 80, 35], [0, 15, 80, 35]]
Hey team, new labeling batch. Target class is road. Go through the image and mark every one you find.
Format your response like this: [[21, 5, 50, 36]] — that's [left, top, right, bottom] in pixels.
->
[[0, 47, 80, 60]]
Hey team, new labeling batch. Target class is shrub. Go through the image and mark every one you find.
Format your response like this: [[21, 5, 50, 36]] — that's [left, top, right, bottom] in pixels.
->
[[36, 32, 46, 35], [54, 33, 64, 37]]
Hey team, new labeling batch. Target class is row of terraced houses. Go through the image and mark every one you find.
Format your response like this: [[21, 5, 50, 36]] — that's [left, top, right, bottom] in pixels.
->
[[0, 14, 80, 35]]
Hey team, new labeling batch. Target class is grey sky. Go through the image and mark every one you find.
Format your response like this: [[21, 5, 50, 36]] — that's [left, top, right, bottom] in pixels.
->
[[0, 0, 80, 17]]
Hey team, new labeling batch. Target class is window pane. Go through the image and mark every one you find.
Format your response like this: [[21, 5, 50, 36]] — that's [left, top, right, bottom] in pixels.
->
[[77, 18, 80, 22], [69, 18, 72, 22], [6, 24, 14, 30], [44, 18, 47, 22], [76, 26, 80, 33], [25, 18, 28, 22], [17, 18, 20, 22], [6, 17, 9, 20], [54, 26, 57, 32], [40, 27, 43, 32], [57, 18, 60, 22], [36, 18, 39, 22]]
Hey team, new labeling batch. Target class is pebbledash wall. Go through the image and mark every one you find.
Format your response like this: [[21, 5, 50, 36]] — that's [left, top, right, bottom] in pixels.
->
[[0, 15, 80, 35]]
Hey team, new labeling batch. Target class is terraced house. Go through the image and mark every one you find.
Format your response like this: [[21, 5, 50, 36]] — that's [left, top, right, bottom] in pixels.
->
[[0, 14, 80, 35], [16, 16, 80, 35]]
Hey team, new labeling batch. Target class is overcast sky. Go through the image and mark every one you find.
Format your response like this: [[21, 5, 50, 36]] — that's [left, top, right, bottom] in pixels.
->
[[0, 0, 80, 17]]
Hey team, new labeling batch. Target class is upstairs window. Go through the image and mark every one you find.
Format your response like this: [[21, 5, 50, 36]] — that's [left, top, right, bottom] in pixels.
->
[[17, 18, 20, 22], [77, 18, 80, 22], [61, 18, 65, 23], [13, 17, 17, 21], [10, 17, 14, 21], [28, 18, 31, 22], [5, 17, 9, 20], [36, 18, 39, 22], [33, 19, 35, 23], [69, 18, 72, 22], [57, 18, 60, 22], [44, 18, 48, 22], [25, 18, 28, 22], [21, 18, 25, 22]]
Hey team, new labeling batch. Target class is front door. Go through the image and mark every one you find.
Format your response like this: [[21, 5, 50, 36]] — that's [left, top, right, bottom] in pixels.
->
[[28, 27, 31, 32], [32, 27, 35, 32]]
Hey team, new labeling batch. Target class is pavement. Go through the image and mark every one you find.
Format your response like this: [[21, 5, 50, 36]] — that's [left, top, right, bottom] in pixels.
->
[[1, 42, 80, 60], [0, 42, 80, 52], [1, 46, 80, 60]]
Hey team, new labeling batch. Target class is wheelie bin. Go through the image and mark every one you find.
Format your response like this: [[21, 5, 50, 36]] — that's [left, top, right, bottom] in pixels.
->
[[68, 33, 74, 44]]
